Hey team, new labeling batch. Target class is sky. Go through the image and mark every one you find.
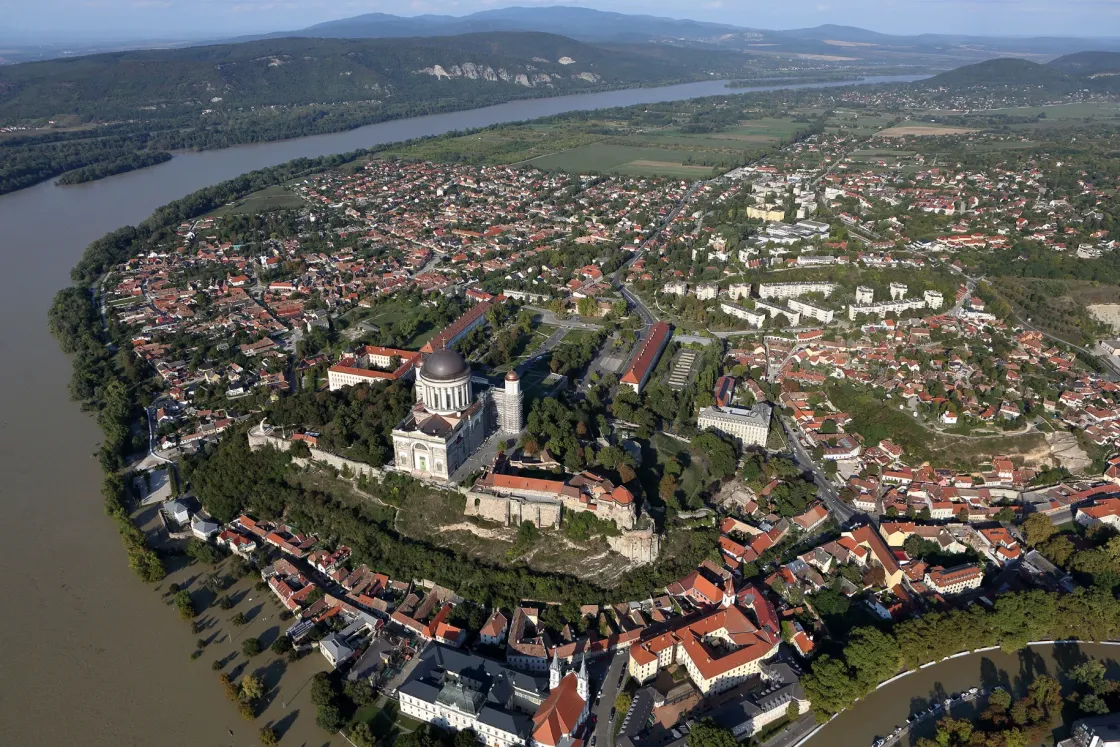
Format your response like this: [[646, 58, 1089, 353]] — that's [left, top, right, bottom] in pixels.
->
[[4, 0, 1120, 42]]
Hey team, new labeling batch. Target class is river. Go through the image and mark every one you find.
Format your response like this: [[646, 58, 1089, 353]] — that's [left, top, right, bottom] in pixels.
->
[[810, 642, 1120, 747], [0, 74, 936, 747]]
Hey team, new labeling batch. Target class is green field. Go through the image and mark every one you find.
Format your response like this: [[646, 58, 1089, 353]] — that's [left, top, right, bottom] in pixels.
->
[[350, 297, 439, 348], [531, 142, 719, 178], [205, 185, 305, 217], [520, 360, 561, 401], [490, 323, 560, 374], [969, 102, 1120, 120]]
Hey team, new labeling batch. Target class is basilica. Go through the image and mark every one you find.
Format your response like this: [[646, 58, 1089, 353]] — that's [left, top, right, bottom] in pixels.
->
[[391, 347, 523, 481]]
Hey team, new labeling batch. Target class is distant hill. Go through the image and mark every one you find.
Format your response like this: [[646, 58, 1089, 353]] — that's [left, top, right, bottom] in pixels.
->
[[1047, 50, 1120, 77], [924, 58, 1076, 89], [232, 8, 1120, 64], [277, 6, 747, 44], [0, 32, 749, 120]]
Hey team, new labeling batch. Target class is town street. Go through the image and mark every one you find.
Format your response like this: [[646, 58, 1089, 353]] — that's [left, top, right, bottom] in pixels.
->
[[779, 416, 857, 524], [592, 651, 629, 747]]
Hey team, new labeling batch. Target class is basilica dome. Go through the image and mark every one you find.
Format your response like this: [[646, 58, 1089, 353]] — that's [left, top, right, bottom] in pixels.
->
[[422, 348, 469, 381]]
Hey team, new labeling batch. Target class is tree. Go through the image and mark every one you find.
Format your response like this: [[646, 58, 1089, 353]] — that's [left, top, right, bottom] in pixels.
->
[[691, 431, 738, 480], [1039, 535, 1074, 567], [819, 419, 838, 435], [315, 702, 345, 732], [843, 627, 901, 693], [1022, 513, 1057, 547], [174, 590, 197, 620], [237, 698, 257, 720], [863, 565, 887, 588], [686, 719, 737, 747], [349, 723, 377, 747], [241, 637, 262, 657], [659, 474, 679, 504], [346, 679, 376, 708], [271, 635, 294, 656], [240, 673, 266, 702], [1081, 693, 1110, 715], [231, 612, 248, 626], [311, 672, 337, 707], [615, 691, 632, 717], [618, 463, 637, 483], [454, 729, 480, 747], [259, 726, 279, 746], [803, 654, 854, 720]]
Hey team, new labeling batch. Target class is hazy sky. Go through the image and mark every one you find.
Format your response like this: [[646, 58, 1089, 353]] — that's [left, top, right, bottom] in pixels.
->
[[6, 0, 1120, 41]]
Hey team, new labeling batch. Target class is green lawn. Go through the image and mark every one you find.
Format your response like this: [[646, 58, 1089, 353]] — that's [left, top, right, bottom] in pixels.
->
[[355, 298, 438, 348], [350, 700, 422, 745], [205, 185, 305, 217], [636, 433, 709, 510], [491, 323, 561, 374], [531, 142, 717, 177], [521, 360, 560, 401]]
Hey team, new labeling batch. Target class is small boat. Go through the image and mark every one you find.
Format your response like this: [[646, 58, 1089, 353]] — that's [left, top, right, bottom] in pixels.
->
[[968, 687, 979, 696], [872, 739, 886, 747]]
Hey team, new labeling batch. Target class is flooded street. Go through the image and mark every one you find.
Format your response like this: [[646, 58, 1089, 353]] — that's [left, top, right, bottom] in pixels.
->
[[811, 642, 1120, 747]]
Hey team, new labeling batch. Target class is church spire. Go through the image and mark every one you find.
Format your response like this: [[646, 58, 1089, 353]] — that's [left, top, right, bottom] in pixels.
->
[[549, 650, 561, 690], [577, 654, 589, 701]]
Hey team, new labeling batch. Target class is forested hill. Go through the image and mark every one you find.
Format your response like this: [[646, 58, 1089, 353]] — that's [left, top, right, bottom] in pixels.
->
[[923, 53, 1120, 93], [0, 32, 746, 120], [0, 32, 755, 197], [1047, 50, 1120, 77], [924, 58, 1076, 90]]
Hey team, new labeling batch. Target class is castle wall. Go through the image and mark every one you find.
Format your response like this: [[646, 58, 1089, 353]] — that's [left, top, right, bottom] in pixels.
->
[[608, 529, 661, 565], [249, 429, 384, 480]]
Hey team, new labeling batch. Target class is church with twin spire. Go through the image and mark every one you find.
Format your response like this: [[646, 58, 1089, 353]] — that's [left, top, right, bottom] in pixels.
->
[[398, 643, 591, 747]]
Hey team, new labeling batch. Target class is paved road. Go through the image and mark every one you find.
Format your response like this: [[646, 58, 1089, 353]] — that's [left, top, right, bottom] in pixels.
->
[[779, 416, 857, 524], [526, 307, 604, 331], [673, 333, 716, 346], [762, 714, 820, 747], [608, 179, 710, 328], [591, 652, 629, 747], [620, 284, 657, 328]]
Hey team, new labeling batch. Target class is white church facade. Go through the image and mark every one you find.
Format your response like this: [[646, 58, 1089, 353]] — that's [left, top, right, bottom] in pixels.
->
[[391, 347, 524, 481]]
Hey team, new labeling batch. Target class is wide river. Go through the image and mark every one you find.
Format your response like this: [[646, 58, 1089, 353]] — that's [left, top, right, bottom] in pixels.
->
[[0, 73, 992, 747]]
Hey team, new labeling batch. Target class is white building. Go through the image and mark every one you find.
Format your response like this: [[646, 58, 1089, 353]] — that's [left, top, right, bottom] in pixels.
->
[[721, 302, 765, 328], [924, 564, 984, 595], [755, 300, 800, 326], [787, 298, 834, 324], [924, 290, 944, 310], [391, 349, 522, 481], [695, 283, 719, 301], [855, 286, 875, 305], [727, 283, 753, 301], [398, 645, 589, 747], [758, 281, 837, 300], [889, 282, 908, 300], [697, 403, 772, 448], [663, 281, 689, 296], [848, 298, 927, 321]]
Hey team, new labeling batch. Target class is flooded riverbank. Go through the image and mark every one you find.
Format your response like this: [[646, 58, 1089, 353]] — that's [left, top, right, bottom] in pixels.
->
[[810, 642, 1120, 747]]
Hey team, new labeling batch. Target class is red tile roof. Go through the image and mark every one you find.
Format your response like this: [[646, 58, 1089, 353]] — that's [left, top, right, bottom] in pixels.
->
[[621, 322, 670, 386]]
